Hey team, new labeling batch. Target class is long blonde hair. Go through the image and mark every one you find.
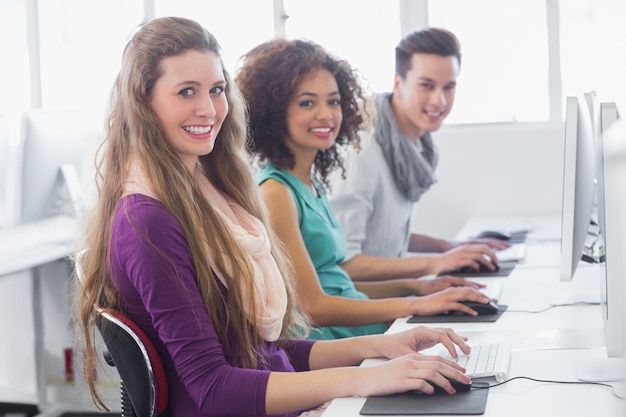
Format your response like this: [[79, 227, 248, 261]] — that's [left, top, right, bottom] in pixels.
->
[[75, 16, 307, 409]]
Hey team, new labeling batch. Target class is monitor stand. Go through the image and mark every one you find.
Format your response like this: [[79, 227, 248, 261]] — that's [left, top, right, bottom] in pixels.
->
[[49, 164, 83, 218], [577, 357, 626, 398]]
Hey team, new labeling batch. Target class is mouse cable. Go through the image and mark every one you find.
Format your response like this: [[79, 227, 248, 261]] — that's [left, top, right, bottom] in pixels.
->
[[505, 302, 600, 314], [469, 376, 614, 390]]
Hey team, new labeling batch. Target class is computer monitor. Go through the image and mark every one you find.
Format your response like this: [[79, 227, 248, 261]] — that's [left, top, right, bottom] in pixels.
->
[[597, 102, 623, 358], [0, 115, 9, 227], [583, 91, 600, 224], [559, 96, 596, 282], [595, 101, 620, 263], [16, 109, 99, 224], [577, 104, 625, 397]]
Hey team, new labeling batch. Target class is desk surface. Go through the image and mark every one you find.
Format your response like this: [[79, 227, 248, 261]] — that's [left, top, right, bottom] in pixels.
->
[[323, 348, 625, 417], [0, 215, 78, 276], [321, 215, 626, 417], [389, 264, 604, 340]]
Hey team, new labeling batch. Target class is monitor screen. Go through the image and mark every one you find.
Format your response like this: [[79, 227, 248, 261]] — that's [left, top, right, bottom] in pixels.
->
[[559, 96, 596, 282], [17, 110, 99, 224]]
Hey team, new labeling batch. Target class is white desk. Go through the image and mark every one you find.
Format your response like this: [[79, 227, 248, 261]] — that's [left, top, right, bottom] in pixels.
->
[[390, 264, 604, 340], [321, 216, 626, 417], [0, 215, 78, 407], [0, 215, 77, 276], [323, 348, 624, 417]]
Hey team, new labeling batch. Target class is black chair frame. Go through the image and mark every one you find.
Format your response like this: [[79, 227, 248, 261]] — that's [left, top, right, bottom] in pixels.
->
[[96, 310, 171, 417]]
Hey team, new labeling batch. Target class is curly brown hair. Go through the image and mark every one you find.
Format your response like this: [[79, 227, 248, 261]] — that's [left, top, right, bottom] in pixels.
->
[[235, 38, 365, 190]]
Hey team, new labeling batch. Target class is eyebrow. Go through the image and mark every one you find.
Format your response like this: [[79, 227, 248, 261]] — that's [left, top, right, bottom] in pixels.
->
[[174, 80, 201, 88], [295, 91, 340, 99], [172, 79, 226, 88], [419, 77, 456, 86]]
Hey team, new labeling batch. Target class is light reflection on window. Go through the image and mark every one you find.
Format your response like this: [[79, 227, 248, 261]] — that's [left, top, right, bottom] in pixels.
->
[[38, 0, 144, 114], [283, 0, 400, 95], [154, 0, 275, 75], [560, 0, 626, 110], [0, 0, 29, 114], [427, 0, 549, 124]]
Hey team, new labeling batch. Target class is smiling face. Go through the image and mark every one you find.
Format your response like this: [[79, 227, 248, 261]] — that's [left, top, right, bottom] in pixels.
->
[[150, 49, 228, 173], [284, 68, 342, 159], [392, 53, 459, 140]]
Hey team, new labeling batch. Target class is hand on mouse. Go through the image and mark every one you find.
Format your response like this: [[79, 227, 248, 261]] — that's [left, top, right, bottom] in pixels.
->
[[408, 287, 491, 317], [412, 276, 486, 295], [428, 377, 472, 394], [430, 243, 499, 275], [461, 237, 511, 250], [354, 354, 471, 397]]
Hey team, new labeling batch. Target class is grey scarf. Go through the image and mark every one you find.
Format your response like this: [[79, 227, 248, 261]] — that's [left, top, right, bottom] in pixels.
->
[[374, 93, 439, 202]]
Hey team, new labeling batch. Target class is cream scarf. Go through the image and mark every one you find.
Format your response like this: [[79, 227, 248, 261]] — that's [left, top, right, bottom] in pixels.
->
[[124, 161, 287, 342]]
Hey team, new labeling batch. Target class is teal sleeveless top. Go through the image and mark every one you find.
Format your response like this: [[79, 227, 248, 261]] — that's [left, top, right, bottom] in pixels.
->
[[257, 164, 387, 339]]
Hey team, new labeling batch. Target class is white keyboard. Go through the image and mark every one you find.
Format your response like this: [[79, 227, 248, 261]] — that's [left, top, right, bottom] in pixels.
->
[[495, 243, 526, 262], [441, 342, 511, 382], [480, 281, 502, 303]]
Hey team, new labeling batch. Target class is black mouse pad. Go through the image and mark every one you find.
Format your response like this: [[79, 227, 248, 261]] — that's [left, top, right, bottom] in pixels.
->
[[359, 382, 489, 415], [407, 305, 508, 323], [445, 262, 516, 278]]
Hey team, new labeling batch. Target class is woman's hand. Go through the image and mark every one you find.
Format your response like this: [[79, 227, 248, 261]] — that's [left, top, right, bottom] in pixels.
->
[[410, 287, 491, 316], [415, 276, 485, 295], [355, 353, 471, 397], [430, 243, 501, 276], [463, 237, 511, 250], [375, 325, 471, 360]]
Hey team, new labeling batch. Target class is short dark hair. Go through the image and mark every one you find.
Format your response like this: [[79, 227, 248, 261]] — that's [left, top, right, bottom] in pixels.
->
[[395, 27, 461, 78]]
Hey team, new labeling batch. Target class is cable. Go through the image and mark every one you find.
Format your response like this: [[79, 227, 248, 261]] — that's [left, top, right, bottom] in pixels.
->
[[470, 376, 614, 390], [504, 302, 600, 314]]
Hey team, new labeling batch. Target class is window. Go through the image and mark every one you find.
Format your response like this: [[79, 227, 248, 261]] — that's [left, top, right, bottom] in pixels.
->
[[3, 0, 624, 124], [38, 0, 144, 114], [154, 0, 276, 75], [559, 0, 626, 109], [0, 0, 30, 114], [426, 0, 550, 124], [283, 0, 401, 95]]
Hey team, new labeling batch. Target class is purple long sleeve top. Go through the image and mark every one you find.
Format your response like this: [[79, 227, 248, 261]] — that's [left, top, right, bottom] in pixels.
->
[[109, 194, 316, 417]]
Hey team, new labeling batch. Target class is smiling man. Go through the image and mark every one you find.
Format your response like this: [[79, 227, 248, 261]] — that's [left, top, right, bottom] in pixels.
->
[[330, 28, 509, 283]]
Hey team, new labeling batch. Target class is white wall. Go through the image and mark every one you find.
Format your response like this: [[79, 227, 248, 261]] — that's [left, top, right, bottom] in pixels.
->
[[411, 123, 564, 239]]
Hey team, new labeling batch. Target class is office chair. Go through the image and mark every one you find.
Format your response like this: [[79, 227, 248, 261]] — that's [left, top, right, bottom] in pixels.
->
[[96, 309, 171, 417], [0, 402, 38, 417], [75, 249, 170, 417]]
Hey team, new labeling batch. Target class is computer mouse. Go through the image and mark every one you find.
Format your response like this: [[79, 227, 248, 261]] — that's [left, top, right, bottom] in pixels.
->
[[428, 378, 472, 394], [477, 230, 511, 241], [458, 262, 500, 274], [457, 300, 500, 315]]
